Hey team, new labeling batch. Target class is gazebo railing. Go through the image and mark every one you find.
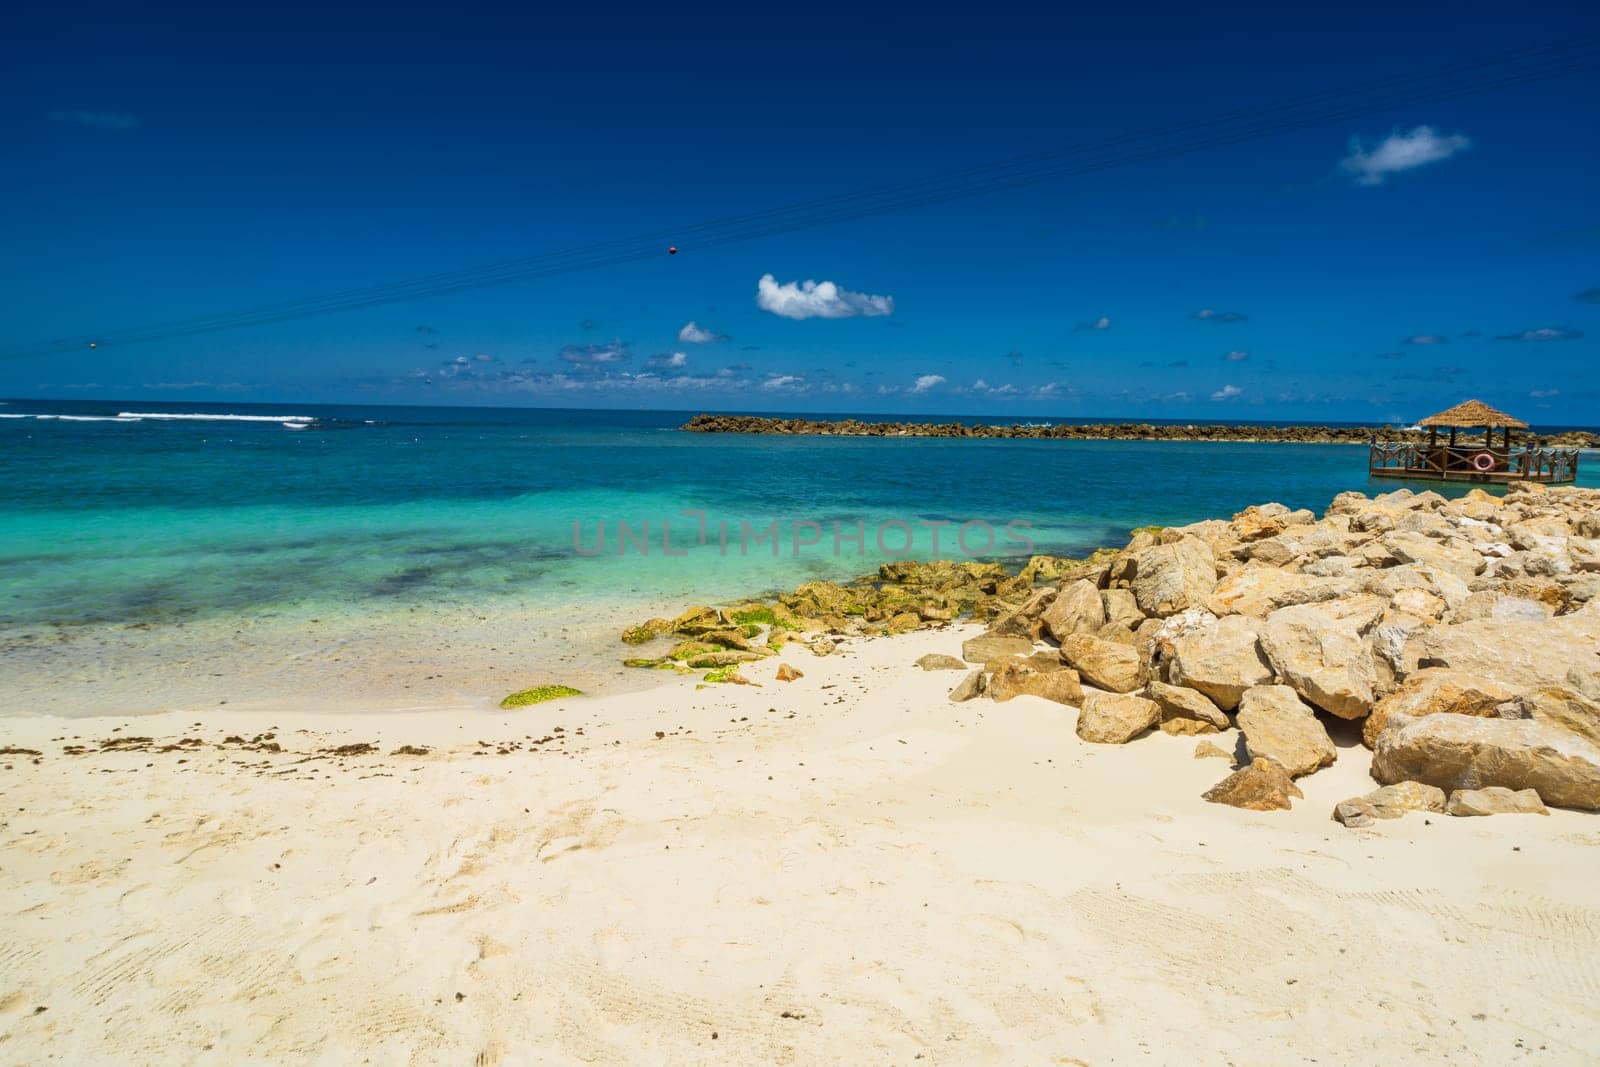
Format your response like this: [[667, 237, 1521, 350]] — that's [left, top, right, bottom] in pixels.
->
[[1368, 440, 1580, 481]]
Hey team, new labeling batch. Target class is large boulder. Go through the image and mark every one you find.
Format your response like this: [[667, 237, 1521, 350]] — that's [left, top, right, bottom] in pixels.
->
[[915, 653, 968, 671], [1145, 680, 1230, 735], [1076, 691, 1160, 744], [1504, 687, 1600, 749], [961, 633, 1034, 665], [1041, 580, 1106, 642], [1361, 668, 1517, 748], [1100, 588, 1144, 631], [1169, 614, 1273, 711], [1236, 685, 1337, 777], [1381, 530, 1484, 579], [1206, 566, 1354, 618], [1405, 607, 1600, 698], [1372, 714, 1600, 810], [1257, 603, 1379, 720], [988, 658, 1083, 705], [1130, 536, 1218, 618], [1060, 633, 1143, 693], [1202, 757, 1302, 811]]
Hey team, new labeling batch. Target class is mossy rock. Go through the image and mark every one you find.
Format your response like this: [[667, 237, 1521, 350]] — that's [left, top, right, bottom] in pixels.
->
[[667, 639, 718, 661], [687, 650, 760, 668], [701, 664, 752, 684], [728, 603, 779, 626], [886, 610, 922, 635], [499, 684, 582, 709], [670, 605, 723, 635], [621, 617, 673, 645]]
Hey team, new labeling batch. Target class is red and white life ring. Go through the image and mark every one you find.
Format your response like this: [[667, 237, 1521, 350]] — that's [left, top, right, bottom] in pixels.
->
[[1472, 452, 1496, 473]]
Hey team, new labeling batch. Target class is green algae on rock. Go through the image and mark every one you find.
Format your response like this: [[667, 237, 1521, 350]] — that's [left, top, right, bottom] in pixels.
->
[[499, 684, 583, 709]]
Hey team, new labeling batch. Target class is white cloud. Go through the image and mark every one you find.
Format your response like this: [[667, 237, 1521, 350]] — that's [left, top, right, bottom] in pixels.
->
[[761, 374, 804, 391], [649, 352, 689, 368], [1224, 350, 1250, 362], [559, 341, 630, 365], [1340, 125, 1471, 186], [1211, 384, 1243, 401], [910, 374, 946, 394], [756, 273, 894, 320], [676, 321, 724, 344], [1530, 388, 1559, 398]]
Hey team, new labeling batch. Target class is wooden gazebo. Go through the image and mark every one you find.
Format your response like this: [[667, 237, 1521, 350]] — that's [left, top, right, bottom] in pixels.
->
[[1369, 398, 1578, 484]]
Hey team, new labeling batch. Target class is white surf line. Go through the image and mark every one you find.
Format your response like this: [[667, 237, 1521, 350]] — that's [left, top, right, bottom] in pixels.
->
[[116, 412, 317, 423]]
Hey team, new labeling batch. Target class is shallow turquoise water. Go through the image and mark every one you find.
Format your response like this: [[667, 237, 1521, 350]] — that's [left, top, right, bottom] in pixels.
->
[[3, 399, 1593, 630]]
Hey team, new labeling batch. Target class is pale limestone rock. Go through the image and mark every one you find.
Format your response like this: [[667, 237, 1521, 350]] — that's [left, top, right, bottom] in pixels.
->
[[1060, 633, 1143, 693], [1075, 691, 1160, 744], [1372, 714, 1600, 811], [1362, 668, 1516, 748], [961, 633, 1034, 665], [1202, 757, 1302, 811], [1500, 687, 1600, 749], [1332, 781, 1447, 826], [1169, 614, 1271, 711], [948, 669, 986, 702], [988, 658, 1083, 705], [1236, 685, 1337, 777], [1146, 680, 1229, 735], [1404, 606, 1600, 698], [1194, 738, 1233, 760], [1131, 536, 1217, 618], [775, 663, 804, 682], [1446, 786, 1549, 816], [1205, 565, 1354, 618], [1100, 587, 1144, 631], [915, 653, 967, 671], [1041, 579, 1106, 642], [1258, 603, 1378, 720]]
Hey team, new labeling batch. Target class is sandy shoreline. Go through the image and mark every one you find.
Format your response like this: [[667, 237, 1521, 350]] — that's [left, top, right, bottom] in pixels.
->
[[3, 624, 1598, 1064]]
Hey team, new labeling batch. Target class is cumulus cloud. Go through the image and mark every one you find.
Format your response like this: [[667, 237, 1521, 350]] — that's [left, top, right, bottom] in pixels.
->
[[755, 273, 894, 320], [1211, 384, 1243, 401], [1075, 316, 1112, 331], [761, 374, 805, 391], [1340, 125, 1471, 186], [649, 352, 689, 368], [558, 340, 631, 365], [910, 374, 946, 394], [1224, 350, 1250, 362], [677, 321, 725, 344], [1403, 334, 1449, 346], [49, 109, 138, 130], [1192, 308, 1248, 323], [1496, 326, 1584, 342]]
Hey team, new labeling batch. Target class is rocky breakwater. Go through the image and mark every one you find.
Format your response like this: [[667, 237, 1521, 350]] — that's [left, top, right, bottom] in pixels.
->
[[941, 482, 1600, 821], [681, 414, 1599, 448]]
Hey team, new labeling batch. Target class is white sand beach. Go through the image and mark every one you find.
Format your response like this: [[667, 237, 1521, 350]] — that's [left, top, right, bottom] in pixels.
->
[[4, 625, 1598, 1065]]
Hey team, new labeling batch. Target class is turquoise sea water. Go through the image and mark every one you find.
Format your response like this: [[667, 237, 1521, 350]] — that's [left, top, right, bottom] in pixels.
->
[[3, 399, 1596, 633]]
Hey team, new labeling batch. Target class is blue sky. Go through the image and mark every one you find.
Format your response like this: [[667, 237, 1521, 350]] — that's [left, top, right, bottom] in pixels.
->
[[5, 3, 1599, 421]]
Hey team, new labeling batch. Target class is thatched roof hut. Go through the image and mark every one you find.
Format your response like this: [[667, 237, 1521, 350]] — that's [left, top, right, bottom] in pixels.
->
[[1418, 399, 1529, 429]]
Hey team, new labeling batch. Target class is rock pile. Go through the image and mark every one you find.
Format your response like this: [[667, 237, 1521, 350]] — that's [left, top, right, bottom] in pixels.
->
[[621, 483, 1600, 822], [682, 414, 1598, 449], [942, 485, 1600, 821]]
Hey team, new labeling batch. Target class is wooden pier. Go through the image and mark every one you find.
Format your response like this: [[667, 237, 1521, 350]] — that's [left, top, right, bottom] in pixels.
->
[[1368, 399, 1579, 485]]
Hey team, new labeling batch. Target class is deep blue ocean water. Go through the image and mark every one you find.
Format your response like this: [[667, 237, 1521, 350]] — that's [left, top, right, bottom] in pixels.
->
[[3, 398, 1595, 631]]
